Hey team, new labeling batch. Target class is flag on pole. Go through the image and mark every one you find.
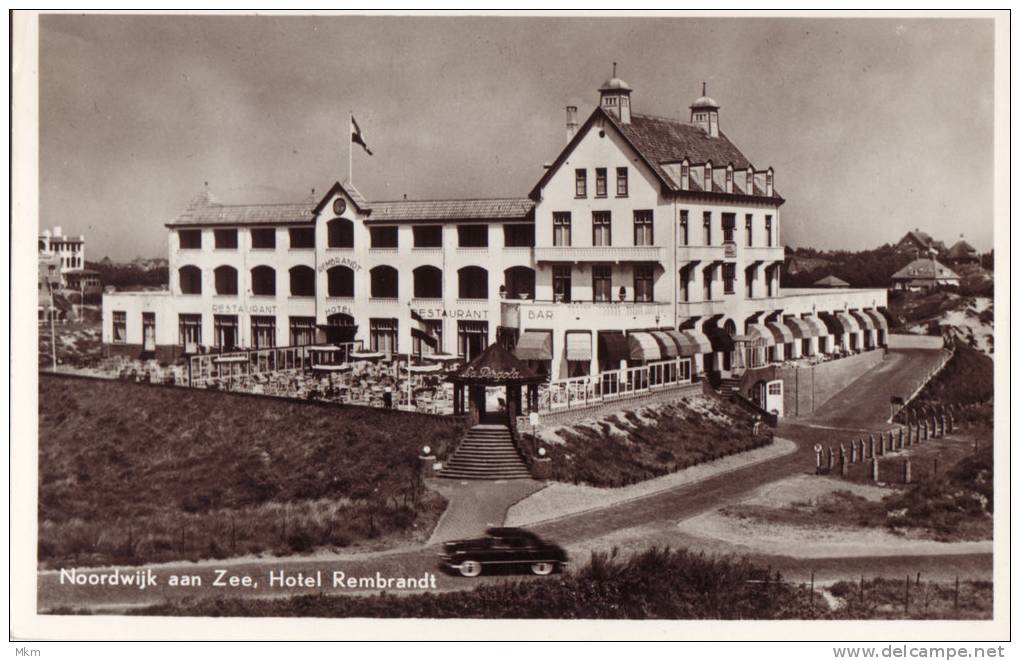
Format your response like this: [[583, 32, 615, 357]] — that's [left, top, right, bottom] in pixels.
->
[[351, 115, 373, 155], [410, 308, 438, 349]]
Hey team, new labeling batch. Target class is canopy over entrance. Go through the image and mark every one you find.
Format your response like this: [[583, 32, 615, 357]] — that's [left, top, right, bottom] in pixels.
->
[[447, 342, 546, 420], [448, 342, 545, 386]]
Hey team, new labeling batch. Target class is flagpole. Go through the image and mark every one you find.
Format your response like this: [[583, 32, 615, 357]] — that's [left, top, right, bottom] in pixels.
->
[[348, 110, 353, 186]]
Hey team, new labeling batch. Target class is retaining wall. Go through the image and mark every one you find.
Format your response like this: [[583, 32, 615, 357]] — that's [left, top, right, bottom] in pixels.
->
[[740, 350, 886, 418]]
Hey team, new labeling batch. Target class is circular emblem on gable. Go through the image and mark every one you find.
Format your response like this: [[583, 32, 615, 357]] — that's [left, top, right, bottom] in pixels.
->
[[333, 198, 347, 215]]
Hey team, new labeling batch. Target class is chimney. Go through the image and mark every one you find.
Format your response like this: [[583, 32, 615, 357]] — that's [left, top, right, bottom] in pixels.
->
[[565, 106, 578, 142]]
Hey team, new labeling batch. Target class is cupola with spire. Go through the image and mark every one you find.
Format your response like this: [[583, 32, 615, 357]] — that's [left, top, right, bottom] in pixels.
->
[[690, 82, 720, 138], [599, 62, 633, 124]]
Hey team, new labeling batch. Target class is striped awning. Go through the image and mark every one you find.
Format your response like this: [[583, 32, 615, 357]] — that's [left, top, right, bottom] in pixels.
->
[[680, 330, 713, 355], [783, 317, 811, 339], [565, 332, 592, 362], [817, 312, 845, 335], [836, 312, 861, 333], [865, 309, 889, 330], [514, 330, 552, 361], [850, 310, 876, 330], [628, 332, 662, 361], [803, 316, 828, 337], [766, 321, 794, 344], [651, 331, 680, 358], [598, 331, 630, 364], [745, 323, 776, 346]]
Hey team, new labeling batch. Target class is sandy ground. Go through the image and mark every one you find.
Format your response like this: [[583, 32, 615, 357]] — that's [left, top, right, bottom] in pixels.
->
[[906, 296, 993, 355], [505, 438, 797, 527], [676, 474, 992, 559]]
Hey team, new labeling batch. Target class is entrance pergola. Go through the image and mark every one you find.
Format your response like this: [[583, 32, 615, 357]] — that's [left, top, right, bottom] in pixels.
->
[[447, 343, 547, 422]]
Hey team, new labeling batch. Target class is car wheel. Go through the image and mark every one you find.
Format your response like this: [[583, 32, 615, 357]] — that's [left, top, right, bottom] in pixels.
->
[[530, 562, 555, 576], [458, 560, 482, 577]]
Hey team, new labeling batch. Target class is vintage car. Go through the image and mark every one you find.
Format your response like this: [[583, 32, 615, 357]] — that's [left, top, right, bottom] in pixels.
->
[[439, 527, 568, 577]]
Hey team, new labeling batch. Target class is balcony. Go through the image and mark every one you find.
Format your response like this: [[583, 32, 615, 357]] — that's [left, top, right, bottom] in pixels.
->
[[501, 298, 671, 329], [534, 245, 667, 264]]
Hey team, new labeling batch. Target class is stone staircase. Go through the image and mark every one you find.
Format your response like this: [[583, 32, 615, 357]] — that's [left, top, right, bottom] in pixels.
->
[[438, 424, 533, 480], [718, 375, 743, 399]]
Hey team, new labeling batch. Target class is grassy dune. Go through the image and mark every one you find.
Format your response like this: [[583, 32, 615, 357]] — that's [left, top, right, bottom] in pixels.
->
[[38, 374, 465, 568], [525, 394, 763, 487]]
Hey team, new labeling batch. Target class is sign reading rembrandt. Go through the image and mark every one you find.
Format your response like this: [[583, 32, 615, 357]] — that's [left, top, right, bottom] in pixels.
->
[[317, 256, 362, 273]]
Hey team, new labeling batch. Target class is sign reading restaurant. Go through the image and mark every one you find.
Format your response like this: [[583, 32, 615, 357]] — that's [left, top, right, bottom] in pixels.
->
[[212, 303, 277, 315], [411, 307, 488, 320]]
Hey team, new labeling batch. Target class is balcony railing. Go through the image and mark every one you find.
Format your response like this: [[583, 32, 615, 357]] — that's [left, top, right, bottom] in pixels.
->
[[534, 245, 667, 263]]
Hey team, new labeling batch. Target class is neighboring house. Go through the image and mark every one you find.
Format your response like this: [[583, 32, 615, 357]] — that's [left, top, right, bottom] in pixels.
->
[[813, 274, 849, 288], [64, 268, 103, 294], [890, 257, 960, 291], [39, 226, 86, 284], [38, 252, 62, 321], [895, 229, 946, 257], [784, 254, 831, 275], [944, 239, 980, 266]]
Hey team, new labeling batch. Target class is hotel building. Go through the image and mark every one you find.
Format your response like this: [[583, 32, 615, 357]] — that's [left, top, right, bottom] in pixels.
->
[[103, 74, 888, 397]]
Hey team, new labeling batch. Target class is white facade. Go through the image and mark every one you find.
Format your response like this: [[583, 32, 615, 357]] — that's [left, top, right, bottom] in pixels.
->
[[103, 76, 888, 376], [39, 226, 85, 281]]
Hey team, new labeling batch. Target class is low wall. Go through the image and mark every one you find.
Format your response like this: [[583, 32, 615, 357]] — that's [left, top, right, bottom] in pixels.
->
[[886, 333, 946, 350], [104, 342, 183, 364], [534, 382, 702, 428], [740, 350, 886, 418]]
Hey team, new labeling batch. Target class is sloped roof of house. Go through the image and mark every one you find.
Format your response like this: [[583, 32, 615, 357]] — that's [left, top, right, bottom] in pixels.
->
[[891, 258, 960, 281], [898, 229, 946, 252], [946, 239, 978, 258], [169, 182, 533, 227], [367, 197, 534, 223], [530, 105, 782, 202], [813, 274, 850, 287]]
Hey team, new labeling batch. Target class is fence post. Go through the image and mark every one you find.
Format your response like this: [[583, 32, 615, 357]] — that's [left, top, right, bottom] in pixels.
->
[[871, 457, 879, 483], [903, 458, 911, 484], [868, 435, 876, 460], [898, 426, 905, 449], [827, 447, 835, 471], [890, 430, 897, 451], [840, 448, 848, 477], [850, 439, 859, 464]]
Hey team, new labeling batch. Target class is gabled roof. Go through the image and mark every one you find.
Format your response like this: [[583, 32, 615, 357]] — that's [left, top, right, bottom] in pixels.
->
[[813, 274, 850, 287], [312, 181, 372, 215], [891, 258, 960, 281], [367, 197, 534, 223], [898, 229, 944, 250], [946, 240, 977, 258], [529, 105, 781, 203]]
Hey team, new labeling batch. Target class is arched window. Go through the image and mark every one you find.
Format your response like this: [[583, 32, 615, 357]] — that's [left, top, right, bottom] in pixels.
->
[[213, 265, 237, 295], [458, 266, 489, 299], [179, 265, 202, 295], [327, 218, 354, 248], [327, 265, 355, 297], [503, 266, 535, 300], [370, 265, 399, 299], [250, 265, 276, 296], [413, 265, 443, 299], [289, 265, 315, 297]]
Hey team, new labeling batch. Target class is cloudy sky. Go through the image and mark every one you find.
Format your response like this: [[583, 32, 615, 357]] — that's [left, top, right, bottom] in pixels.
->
[[40, 14, 995, 260]]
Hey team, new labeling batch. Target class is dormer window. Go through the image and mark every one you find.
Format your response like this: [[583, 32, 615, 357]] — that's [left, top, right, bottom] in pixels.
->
[[766, 169, 774, 196], [746, 169, 754, 194], [704, 163, 713, 191], [725, 168, 733, 194]]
